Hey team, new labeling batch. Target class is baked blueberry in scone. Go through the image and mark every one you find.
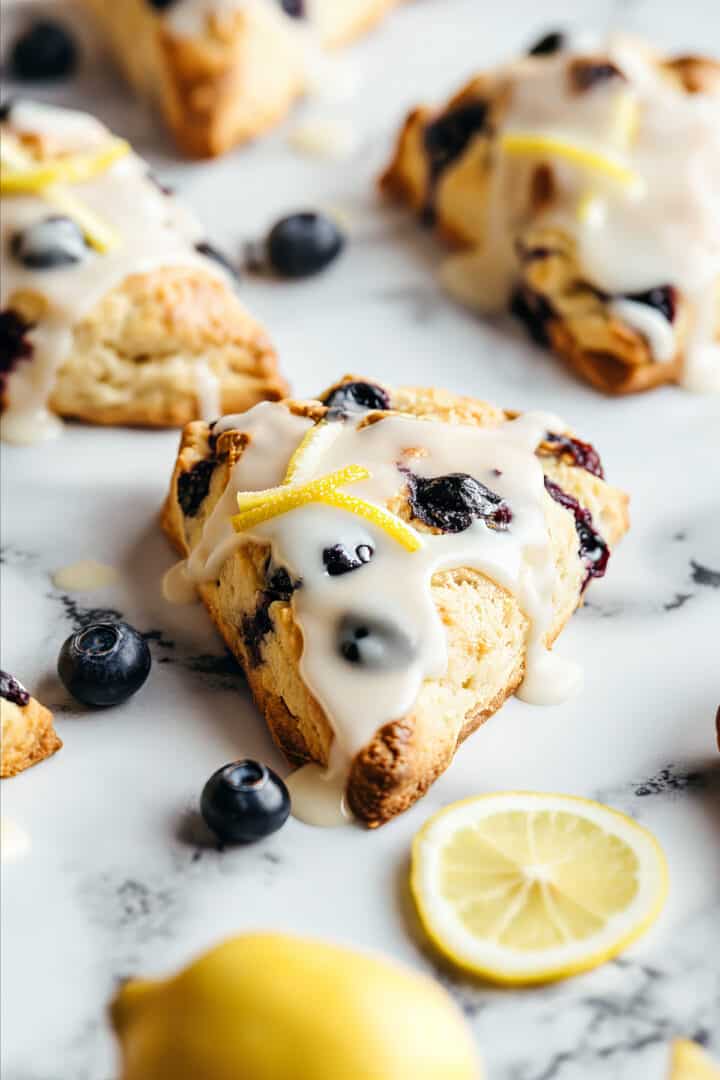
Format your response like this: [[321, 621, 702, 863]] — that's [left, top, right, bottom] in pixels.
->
[[0, 102, 286, 444], [162, 376, 629, 827], [381, 36, 720, 395], [78, 0, 404, 158], [1, 670, 62, 778]]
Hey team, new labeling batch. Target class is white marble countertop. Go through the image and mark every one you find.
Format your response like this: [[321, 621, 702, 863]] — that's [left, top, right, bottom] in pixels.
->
[[2, 1, 720, 1078]]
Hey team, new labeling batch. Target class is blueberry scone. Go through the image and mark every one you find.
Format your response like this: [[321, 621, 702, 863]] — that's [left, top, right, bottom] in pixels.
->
[[80, 0, 403, 158], [381, 35, 720, 395], [0, 101, 286, 445], [1, 670, 62, 778], [162, 376, 629, 827]]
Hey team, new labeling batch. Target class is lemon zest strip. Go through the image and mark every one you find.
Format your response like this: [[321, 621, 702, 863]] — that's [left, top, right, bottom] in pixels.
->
[[501, 131, 639, 187], [0, 137, 122, 253], [283, 420, 328, 485], [320, 490, 423, 553], [232, 466, 370, 530], [0, 139, 131, 194]]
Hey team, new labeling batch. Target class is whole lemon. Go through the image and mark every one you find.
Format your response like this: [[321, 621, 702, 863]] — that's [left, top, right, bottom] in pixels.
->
[[111, 932, 481, 1080]]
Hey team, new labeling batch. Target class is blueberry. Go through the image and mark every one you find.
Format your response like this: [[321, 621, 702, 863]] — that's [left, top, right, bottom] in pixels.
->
[[338, 614, 415, 670], [623, 285, 676, 324], [0, 310, 33, 394], [543, 433, 605, 479], [266, 213, 345, 278], [177, 458, 216, 518], [323, 543, 373, 576], [569, 60, 623, 93], [279, 0, 304, 14], [407, 472, 512, 534], [201, 760, 290, 844], [528, 30, 566, 57], [58, 621, 151, 707], [424, 100, 489, 190], [146, 0, 177, 8], [10, 20, 78, 81], [11, 217, 88, 270], [544, 478, 609, 589], [0, 669, 30, 708], [322, 380, 390, 420]]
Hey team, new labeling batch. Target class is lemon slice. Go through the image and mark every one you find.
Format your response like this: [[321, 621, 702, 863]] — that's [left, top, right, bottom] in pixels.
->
[[669, 1040, 720, 1080], [0, 138, 130, 194], [411, 792, 668, 986], [501, 131, 640, 188]]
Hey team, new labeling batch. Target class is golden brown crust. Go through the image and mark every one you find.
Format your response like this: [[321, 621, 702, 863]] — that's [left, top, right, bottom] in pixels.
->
[[381, 51, 720, 396], [162, 380, 629, 826], [80, 0, 402, 158], [1, 694, 62, 779]]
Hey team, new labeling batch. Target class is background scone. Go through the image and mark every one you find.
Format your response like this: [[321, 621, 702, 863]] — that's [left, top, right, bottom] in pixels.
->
[[381, 35, 720, 395], [80, 0, 403, 158], [1, 102, 286, 445], [162, 376, 629, 827], [1, 670, 61, 778]]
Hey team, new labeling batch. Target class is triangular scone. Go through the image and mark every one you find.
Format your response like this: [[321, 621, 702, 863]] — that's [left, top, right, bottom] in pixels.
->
[[1, 671, 62, 779], [79, 0, 403, 158], [163, 377, 629, 827], [381, 37, 720, 395], [0, 102, 286, 443]]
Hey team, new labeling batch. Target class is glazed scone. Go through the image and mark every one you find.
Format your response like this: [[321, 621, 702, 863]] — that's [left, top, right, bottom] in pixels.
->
[[162, 376, 629, 827], [381, 35, 720, 394], [1, 670, 62, 779], [0, 101, 286, 445], [80, 0, 403, 158]]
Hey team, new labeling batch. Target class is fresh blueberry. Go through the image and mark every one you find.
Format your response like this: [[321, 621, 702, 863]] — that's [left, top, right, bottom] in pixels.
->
[[11, 217, 88, 270], [58, 621, 151, 707], [338, 614, 415, 670], [10, 20, 78, 81], [323, 543, 373, 576], [407, 472, 512, 534], [528, 30, 566, 57], [322, 380, 390, 420], [0, 670, 30, 708], [266, 212, 345, 278], [201, 760, 290, 843]]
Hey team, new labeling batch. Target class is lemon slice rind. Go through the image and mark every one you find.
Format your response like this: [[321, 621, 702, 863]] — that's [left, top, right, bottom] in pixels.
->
[[0, 138, 131, 194], [411, 791, 668, 986]]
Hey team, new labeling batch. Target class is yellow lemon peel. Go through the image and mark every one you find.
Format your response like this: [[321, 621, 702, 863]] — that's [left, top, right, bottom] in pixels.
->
[[283, 420, 333, 484], [0, 137, 121, 253], [0, 138, 131, 194], [502, 131, 640, 187], [232, 466, 370, 530], [321, 490, 423, 552]]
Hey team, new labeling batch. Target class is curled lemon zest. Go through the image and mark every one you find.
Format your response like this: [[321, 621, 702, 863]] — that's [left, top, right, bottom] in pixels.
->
[[232, 466, 370, 530], [283, 420, 335, 485], [319, 490, 423, 553], [0, 136, 122, 253], [0, 138, 131, 194], [501, 131, 640, 187]]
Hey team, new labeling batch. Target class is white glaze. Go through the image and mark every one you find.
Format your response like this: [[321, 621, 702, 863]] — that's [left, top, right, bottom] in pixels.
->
[[286, 762, 353, 826], [52, 560, 119, 592], [608, 299, 677, 362], [441, 37, 720, 390], [1, 103, 230, 444], [179, 401, 585, 815], [162, 560, 201, 605]]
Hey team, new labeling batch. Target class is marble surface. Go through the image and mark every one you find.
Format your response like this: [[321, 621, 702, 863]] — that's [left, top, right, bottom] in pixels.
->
[[2, 1, 720, 1078]]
